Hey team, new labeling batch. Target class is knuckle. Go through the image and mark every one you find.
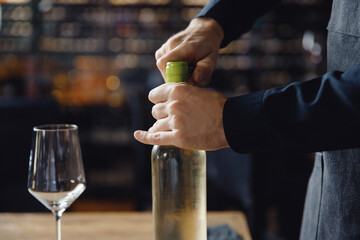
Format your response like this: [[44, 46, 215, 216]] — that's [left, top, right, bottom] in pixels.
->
[[169, 84, 186, 98], [156, 57, 166, 70], [168, 37, 179, 49], [154, 120, 161, 128], [148, 127, 154, 133], [151, 105, 157, 118], [151, 121, 158, 130], [155, 46, 164, 60], [152, 132, 161, 144], [148, 89, 155, 102], [155, 50, 160, 60], [180, 37, 197, 54], [168, 100, 181, 114], [156, 58, 163, 69]]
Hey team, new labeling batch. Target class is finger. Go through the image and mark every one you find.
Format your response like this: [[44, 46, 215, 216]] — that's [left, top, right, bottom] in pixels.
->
[[155, 44, 167, 80], [148, 118, 170, 133], [148, 83, 171, 103], [152, 103, 167, 120], [134, 130, 174, 146], [192, 52, 217, 86], [156, 44, 195, 81], [155, 43, 166, 61]]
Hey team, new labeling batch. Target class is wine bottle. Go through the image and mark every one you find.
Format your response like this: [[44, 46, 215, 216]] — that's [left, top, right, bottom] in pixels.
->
[[151, 61, 207, 240]]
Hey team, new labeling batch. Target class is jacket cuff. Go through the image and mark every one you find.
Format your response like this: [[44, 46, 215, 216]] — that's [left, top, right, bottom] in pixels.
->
[[223, 91, 272, 153]]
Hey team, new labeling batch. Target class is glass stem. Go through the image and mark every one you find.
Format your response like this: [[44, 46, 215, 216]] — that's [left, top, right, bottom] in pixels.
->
[[54, 211, 63, 240]]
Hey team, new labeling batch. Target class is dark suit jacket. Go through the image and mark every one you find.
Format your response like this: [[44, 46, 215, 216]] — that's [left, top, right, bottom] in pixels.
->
[[197, 0, 360, 239]]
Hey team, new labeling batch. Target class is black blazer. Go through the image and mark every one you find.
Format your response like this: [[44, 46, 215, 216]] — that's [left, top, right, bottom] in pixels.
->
[[197, 0, 360, 239], [197, 0, 360, 154]]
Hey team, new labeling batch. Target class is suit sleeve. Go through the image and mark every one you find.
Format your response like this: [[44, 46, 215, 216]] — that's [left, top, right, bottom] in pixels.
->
[[195, 0, 281, 47], [223, 64, 360, 153]]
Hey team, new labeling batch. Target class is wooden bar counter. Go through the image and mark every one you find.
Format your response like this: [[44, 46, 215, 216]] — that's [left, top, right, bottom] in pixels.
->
[[0, 211, 251, 240]]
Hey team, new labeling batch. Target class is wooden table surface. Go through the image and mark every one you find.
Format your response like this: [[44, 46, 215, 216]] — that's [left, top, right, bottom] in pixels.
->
[[0, 211, 251, 240]]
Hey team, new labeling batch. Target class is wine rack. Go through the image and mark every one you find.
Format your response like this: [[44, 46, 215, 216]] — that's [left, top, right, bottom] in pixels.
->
[[0, 0, 330, 96]]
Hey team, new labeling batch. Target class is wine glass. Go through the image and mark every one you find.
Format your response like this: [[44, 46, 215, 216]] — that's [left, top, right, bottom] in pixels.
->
[[27, 124, 86, 240]]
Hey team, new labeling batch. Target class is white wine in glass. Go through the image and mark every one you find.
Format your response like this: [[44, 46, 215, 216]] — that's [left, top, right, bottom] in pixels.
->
[[27, 124, 86, 240]]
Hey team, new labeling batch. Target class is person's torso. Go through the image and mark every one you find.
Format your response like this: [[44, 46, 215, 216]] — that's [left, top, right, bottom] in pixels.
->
[[327, 0, 360, 72], [300, 0, 360, 239]]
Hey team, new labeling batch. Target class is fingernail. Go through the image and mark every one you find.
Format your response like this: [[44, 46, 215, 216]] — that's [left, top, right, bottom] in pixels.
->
[[134, 130, 142, 139]]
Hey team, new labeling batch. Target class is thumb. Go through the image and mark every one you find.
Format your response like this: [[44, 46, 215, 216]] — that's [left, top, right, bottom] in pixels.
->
[[134, 130, 174, 146], [192, 52, 217, 86]]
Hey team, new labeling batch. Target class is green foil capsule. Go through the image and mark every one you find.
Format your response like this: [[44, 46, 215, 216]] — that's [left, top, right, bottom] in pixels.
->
[[166, 61, 188, 83]]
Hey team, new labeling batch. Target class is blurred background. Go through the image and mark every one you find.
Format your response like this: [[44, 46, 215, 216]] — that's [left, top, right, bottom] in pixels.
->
[[0, 0, 331, 239]]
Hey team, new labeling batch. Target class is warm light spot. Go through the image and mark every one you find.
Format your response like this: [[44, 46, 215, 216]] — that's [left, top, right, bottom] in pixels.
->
[[107, 92, 124, 107], [73, 56, 85, 70], [0, 67, 8, 80], [181, 0, 207, 6], [106, 75, 121, 91], [53, 73, 67, 89], [3, 0, 31, 4], [51, 90, 63, 101], [108, 0, 169, 5]]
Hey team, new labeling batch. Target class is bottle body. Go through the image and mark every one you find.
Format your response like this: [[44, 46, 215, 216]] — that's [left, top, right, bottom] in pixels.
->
[[151, 145, 207, 240]]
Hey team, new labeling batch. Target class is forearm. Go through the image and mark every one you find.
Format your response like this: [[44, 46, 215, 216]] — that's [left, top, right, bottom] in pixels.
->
[[224, 65, 360, 153]]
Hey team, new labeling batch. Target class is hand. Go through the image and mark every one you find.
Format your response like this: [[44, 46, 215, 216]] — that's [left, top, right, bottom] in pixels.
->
[[134, 83, 229, 150], [155, 18, 224, 86]]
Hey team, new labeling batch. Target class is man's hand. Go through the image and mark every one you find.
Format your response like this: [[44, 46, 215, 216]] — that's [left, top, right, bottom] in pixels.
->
[[134, 83, 229, 150], [155, 18, 224, 86]]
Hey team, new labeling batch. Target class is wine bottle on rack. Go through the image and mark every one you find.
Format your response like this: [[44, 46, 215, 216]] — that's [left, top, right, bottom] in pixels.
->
[[151, 61, 207, 240]]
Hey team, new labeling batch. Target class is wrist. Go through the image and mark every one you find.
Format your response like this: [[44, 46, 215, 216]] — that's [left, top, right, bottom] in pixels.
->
[[214, 92, 229, 149], [189, 17, 224, 44]]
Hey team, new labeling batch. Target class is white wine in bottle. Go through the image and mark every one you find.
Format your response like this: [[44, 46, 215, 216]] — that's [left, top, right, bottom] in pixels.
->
[[151, 62, 207, 240]]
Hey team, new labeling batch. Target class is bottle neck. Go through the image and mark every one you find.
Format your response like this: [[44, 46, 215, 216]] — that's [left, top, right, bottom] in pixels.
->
[[166, 61, 188, 83]]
